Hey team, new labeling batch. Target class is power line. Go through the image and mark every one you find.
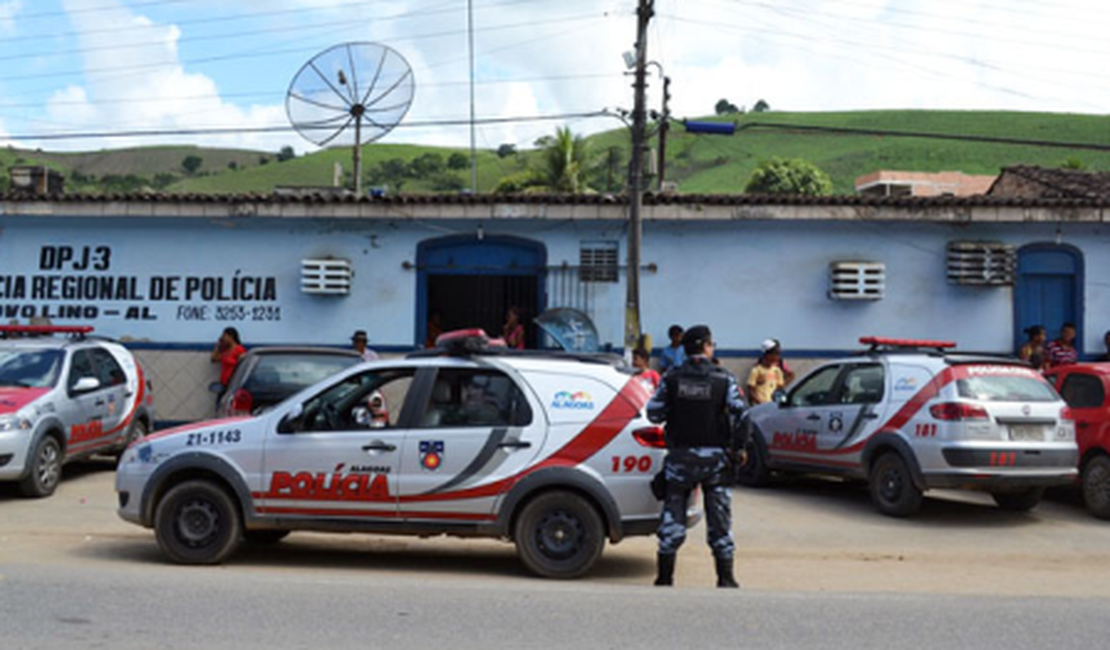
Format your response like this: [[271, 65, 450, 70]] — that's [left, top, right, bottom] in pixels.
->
[[12, 0, 192, 21]]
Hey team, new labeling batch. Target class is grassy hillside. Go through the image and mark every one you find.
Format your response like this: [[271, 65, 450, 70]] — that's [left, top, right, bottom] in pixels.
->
[[6, 110, 1110, 195]]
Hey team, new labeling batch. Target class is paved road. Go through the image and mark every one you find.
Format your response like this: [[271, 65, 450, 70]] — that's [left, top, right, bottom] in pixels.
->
[[2, 458, 1110, 648]]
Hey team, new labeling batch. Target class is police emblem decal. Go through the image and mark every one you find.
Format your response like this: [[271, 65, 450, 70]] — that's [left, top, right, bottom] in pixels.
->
[[420, 440, 445, 471], [828, 413, 844, 433]]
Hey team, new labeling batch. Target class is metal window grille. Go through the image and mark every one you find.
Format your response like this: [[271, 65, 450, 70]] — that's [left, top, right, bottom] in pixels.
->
[[829, 262, 885, 301], [301, 258, 353, 295], [579, 241, 619, 283], [946, 242, 1016, 286]]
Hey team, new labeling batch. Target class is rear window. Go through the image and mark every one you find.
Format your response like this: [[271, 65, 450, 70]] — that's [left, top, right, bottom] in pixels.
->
[[244, 354, 360, 392], [955, 370, 1058, 403]]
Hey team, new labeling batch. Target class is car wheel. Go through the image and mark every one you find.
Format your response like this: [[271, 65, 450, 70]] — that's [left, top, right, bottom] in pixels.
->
[[514, 491, 605, 579], [869, 452, 923, 517], [154, 480, 242, 565], [115, 419, 148, 458], [18, 435, 62, 498], [991, 488, 1044, 512], [735, 434, 771, 488], [243, 529, 291, 545], [1081, 456, 1110, 520]]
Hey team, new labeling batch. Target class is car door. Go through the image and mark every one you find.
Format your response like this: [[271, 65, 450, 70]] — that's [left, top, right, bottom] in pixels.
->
[[255, 367, 422, 522], [820, 363, 886, 452], [760, 364, 843, 464], [1056, 371, 1107, 456], [396, 366, 541, 521], [88, 347, 130, 445], [63, 349, 111, 456]]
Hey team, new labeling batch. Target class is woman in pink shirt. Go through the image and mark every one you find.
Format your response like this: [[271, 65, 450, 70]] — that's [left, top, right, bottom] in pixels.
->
[[503, 307, 526, 350]]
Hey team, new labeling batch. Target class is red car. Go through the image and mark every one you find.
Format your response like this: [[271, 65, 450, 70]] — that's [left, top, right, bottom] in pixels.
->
[[1045, 364, 1110, 519]]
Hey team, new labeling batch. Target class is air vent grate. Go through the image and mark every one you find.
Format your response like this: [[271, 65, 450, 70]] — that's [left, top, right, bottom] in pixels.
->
[[301, 258, 353, 295], [829, 261, 885, 301], [946, 242, 1016, 286]]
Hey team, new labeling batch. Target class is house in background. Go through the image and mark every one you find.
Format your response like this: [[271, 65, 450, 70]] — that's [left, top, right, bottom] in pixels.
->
[[989, 165, 1110, 199], [855, 170, 997, 197]]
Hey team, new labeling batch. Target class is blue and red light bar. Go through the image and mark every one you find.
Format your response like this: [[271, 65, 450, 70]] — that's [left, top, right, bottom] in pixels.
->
[[860, 336, 956, 349], [0, 325, 94, 335], [434, 329, 507, 354]]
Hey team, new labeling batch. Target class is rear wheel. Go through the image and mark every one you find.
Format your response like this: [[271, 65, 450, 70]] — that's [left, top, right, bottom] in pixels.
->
[[869, 452, 923, 517], [154, 480, 242, 565], [1081, 456, 1110, 520], [19, 435, 62, 498], [735, 435, 771, 488], [514, 491, 605, 579], [991, 487, 1044, 512]]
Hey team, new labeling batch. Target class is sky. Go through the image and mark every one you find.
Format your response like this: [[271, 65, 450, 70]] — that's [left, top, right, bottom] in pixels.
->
[[0, 0, 1107, 154]]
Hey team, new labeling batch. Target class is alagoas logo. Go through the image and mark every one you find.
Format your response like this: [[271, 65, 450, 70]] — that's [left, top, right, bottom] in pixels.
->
[[266, 463, 391, 501], [551, 391, 595, 410]]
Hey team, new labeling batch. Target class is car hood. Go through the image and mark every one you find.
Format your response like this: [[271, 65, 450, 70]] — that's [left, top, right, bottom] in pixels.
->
[[0, 387, 50, 415]]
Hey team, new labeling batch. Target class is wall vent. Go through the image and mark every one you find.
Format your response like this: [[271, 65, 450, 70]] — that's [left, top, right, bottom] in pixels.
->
[[829, 261, 885, 301], [579, 241, 619, 283], [301, 258, 353, 295], [946, 241, 1016, 286]]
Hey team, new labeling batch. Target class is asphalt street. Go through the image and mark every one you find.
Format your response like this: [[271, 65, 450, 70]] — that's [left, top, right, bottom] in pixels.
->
[[2, 459, 1110, 648]]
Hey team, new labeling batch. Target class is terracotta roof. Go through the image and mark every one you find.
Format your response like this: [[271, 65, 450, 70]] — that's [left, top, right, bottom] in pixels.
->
[[990, 165, 1110, 199]]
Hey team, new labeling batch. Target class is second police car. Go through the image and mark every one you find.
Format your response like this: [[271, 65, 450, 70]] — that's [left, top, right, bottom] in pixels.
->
[[116, 331, 680, 579], [738, 337, 1078, 517]]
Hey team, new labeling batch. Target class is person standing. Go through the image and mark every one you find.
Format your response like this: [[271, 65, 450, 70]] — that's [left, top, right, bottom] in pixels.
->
[[503, 307, 526, 350], [351, 330, 380, 362], [1099, 330, 1110, 362], [1045, 323, 1079, 369], [647, 325, 745, 588], [210, 327, 246, 397], [658, 325, 686, 373], [1018, 325, 1048, 371], [747, 340, 787, 405], [632, 347, 661, 392]]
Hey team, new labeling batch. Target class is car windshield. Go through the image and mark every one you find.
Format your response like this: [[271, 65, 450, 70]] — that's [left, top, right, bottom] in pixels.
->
[[956, 375, 1059, 402], [0, 348, 64, 388], [243, 353, 361, 393]]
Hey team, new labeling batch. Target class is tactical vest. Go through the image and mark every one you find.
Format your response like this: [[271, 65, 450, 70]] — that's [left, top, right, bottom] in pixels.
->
[[662, 358, 731, 449]]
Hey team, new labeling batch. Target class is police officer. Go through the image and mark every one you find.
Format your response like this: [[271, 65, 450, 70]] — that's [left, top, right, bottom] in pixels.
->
[[647, 325, 746, 588]]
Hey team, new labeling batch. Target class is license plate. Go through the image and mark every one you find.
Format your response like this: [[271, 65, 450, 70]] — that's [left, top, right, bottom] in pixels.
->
[[1009, 425, 1044, 442]]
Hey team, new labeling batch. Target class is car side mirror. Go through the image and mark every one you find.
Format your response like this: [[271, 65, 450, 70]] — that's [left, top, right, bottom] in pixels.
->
[[277, 404, 305, 434], [776, 392, 789, 407], [72, 376, 101, 394]]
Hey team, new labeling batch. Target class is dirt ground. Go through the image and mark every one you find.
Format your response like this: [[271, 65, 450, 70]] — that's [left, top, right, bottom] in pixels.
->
[[2, 458, 1109, 597]]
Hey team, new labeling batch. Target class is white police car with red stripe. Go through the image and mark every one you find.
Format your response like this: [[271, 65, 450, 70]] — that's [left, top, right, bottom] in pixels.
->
[[0, 325, 154, 497], [117, 330, 679, 578], [738, 337, 1078, 517]]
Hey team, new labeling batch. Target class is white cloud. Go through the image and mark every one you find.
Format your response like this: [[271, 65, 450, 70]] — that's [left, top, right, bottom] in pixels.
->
[[0, 1, 20, 34]]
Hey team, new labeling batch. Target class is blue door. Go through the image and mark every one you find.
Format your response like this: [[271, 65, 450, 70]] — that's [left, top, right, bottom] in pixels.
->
[[1014, 245, 1083, 356], [416, 236, 547, 347]]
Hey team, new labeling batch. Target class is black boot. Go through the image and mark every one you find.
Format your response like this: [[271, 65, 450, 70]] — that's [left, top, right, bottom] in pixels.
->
[[715, 556, 739, 589], [654, 553, 676, 587]]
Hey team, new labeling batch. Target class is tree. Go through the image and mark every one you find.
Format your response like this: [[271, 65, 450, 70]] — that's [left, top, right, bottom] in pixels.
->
[[493, 170, 543, 194], [532, 126, 596, 193], [447, 152, 468, 170], [276, 146, 296, 162], [752, 99, 770, 113], [744, 157, 832, 195], [496, 143, 517, 158], [715, 98, 740, 115], [409, 152, 445, 177], [1061, 157, 1086, 170], [181, 155, 203, 175]]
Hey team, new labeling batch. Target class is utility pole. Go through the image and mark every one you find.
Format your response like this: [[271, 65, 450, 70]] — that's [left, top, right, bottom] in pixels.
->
[[467, 0, 477, 193], [625, 0, 653, 357], [657, 75, 671, 190]]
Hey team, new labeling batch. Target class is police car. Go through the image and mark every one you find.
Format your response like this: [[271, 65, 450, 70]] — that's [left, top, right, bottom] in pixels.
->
[[738, 337, 1078, 517], [0, 325, 154, 497], [116, 330, 673, 579]]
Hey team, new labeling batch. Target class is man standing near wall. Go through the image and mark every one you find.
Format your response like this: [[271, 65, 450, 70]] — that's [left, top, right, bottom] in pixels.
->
[[648, 325, 746, 588], [351, 330, 380, 362]]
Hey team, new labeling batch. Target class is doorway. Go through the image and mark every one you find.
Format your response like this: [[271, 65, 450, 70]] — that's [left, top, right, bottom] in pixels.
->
[[416, 235, 547, 347], [1014, 244, 1083, 355]]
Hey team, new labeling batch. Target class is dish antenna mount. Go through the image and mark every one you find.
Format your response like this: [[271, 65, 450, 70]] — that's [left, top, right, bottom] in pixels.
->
[[286, 42, 415, 195]]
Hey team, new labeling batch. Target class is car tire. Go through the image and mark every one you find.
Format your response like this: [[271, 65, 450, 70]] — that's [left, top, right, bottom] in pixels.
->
[[1081, 456, 1110, 520], [991, 488, 1044, 512], [869, 452, 923, 517], [114, 419, 148, 459], [243, 529, 291, 545], [154, 480, 242, 565], [18, 435, 62, 498], [514, 491, 605, 579], [735, 434, 771, 488]]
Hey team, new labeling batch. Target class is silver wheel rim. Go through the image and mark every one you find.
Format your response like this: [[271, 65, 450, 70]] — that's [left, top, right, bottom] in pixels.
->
[[37, 441, 60, 490]]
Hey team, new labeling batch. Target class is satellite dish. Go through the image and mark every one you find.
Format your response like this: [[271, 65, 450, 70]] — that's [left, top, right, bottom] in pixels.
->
[[286, 42, 415, 195]]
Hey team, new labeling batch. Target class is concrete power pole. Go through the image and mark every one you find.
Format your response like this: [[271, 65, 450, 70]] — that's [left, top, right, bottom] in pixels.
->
[[625, 0, 653, 357]]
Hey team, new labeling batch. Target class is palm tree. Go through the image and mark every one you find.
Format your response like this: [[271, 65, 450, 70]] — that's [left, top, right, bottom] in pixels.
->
[[535, 127, 594, 193]]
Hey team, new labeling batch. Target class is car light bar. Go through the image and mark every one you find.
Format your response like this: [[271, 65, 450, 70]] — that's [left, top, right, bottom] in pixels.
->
[[0, 325, 94, 335], [434, 329, 508, 355], [860, 336, 956, 349]]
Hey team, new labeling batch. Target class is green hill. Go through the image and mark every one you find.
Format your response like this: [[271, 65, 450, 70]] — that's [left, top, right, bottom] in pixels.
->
[[5, 110, 1110, 195]]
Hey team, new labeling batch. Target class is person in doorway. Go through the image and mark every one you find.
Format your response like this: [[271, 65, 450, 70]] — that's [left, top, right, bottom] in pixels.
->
[[425, 311, 444, 348], [351, 330, 380, 362], [210, 327, 246, 398], [747, 340, 787, 405], [1018, 325, 1048, 371], [632, 347, 661, 392], [647, 325, 745, 588], [1100, 330, 1110, 362], [1045, 323, 1079, 369], [658, 325, 685, 373], [503, 306, 526, 350]]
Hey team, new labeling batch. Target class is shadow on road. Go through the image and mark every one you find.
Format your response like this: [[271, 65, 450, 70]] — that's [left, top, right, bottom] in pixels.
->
[[71, 533, 655, 582], [0, 456, 117, 501]]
